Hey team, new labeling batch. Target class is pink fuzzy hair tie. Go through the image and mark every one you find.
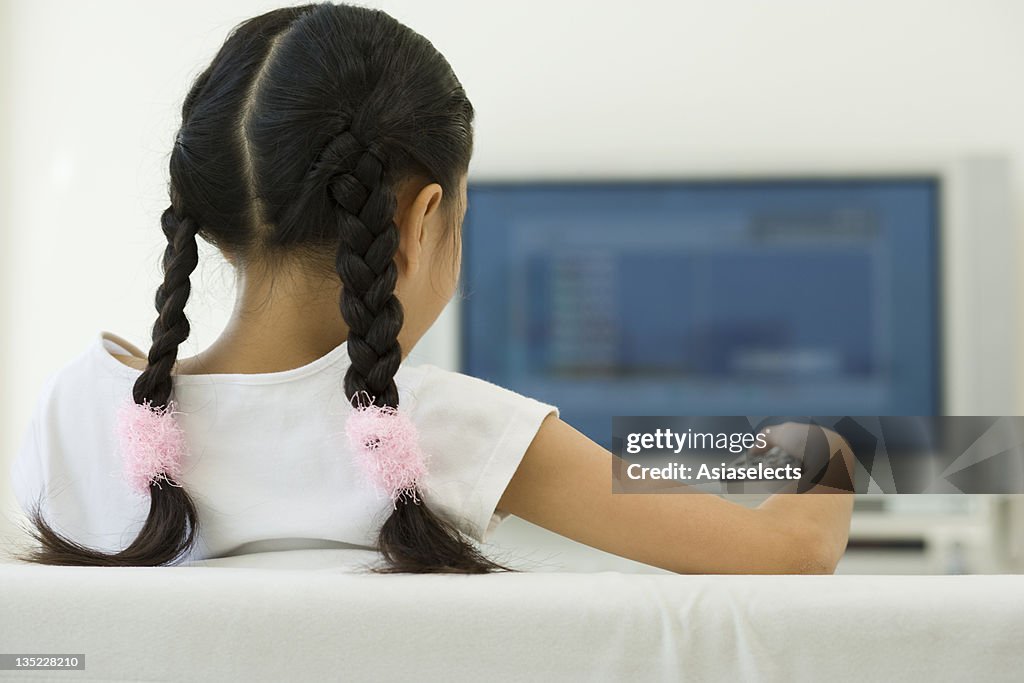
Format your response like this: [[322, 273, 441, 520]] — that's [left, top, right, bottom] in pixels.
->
[[345, 397, 428, 506], [116, 398, 188, 495]]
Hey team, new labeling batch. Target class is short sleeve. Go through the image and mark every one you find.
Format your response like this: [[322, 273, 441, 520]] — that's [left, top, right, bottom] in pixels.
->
[[9, 422, 37, 518], [8, 385, 50, 520], [408, 366, 559, 543]]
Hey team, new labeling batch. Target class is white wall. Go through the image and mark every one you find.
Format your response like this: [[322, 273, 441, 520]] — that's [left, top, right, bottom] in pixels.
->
[[2, 0, 1023, 547]]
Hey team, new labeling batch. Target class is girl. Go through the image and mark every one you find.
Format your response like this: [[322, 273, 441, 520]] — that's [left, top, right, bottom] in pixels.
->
[[9, 2, 853, 574]]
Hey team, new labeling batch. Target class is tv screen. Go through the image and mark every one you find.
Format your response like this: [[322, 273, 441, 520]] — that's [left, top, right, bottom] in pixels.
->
[[461, 179, 940, 447]]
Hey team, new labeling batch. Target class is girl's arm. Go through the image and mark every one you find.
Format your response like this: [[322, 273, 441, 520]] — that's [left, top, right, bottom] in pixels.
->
[[497, 416, 855, 574]]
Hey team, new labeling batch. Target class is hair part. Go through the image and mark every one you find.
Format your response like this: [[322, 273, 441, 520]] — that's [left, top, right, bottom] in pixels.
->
[[22, 2, 505, 573]]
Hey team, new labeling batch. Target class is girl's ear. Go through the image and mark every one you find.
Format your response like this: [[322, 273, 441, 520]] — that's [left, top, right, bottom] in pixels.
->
[[395, 181, 444, 277]]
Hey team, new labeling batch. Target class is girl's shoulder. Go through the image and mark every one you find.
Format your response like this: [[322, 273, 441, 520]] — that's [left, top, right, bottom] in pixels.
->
[[37, 331, 131, 395], [409, 363, 559, 427]]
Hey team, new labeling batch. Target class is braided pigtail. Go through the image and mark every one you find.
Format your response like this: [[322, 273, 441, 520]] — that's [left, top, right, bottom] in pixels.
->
[[327, 132, 508, 573], [19, 206, 201, 566], [16, 4, 308, 567]]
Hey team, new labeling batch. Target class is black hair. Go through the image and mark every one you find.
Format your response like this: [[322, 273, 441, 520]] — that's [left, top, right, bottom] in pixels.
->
[[19, 2, 509, 573]]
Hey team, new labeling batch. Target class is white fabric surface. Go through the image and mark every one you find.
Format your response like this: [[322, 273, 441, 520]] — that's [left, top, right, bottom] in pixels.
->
[[8, 332, 558, 560], [2, 549, 1022, 682]]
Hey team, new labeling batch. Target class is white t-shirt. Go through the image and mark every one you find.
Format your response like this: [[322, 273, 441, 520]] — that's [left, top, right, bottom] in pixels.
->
[[9, 332, 558, 562]]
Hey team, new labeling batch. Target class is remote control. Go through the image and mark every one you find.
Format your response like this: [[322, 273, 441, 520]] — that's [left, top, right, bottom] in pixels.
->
[[725, 445, 802, 476]]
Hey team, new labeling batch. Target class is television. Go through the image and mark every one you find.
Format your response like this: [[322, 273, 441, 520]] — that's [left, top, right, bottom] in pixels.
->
[[409, 157, 1016, 448]]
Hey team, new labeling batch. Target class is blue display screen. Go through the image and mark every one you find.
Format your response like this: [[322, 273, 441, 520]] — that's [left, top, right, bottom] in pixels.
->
[[460, 180, 940, 446]]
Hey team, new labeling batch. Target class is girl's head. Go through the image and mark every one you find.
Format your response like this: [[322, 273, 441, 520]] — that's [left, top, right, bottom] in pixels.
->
[[182, 2, 471, 363], [22, 2, 507, 573]]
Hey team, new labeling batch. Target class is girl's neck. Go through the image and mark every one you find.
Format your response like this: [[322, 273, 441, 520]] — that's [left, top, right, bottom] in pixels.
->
[[178, 263, 350, 375]]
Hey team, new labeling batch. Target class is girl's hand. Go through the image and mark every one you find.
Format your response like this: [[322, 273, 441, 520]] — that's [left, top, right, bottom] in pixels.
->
[[750, 422, 856, 493]]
